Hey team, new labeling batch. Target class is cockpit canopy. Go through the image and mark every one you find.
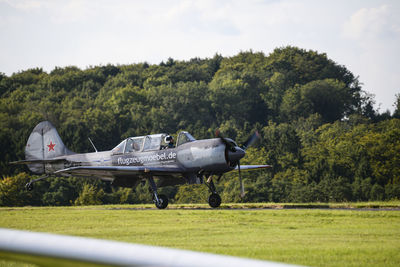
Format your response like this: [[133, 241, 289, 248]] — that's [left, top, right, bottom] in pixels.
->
[[111, 131, 196, 155]]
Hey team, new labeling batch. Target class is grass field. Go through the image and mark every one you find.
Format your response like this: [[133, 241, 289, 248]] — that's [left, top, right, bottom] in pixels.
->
[[1, 203, 400, 267]]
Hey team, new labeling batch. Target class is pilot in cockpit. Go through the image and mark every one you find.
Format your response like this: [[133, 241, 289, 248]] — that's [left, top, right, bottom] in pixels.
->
[[127, 138, 143, 152], [133, 141, 140, 151], [164, 135, 175, 149]]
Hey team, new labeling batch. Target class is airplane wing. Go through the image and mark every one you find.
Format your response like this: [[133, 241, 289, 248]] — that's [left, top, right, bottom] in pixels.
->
[[55, 165, 185, 178], [234, 165, 272, 171], [9, 158, 67, 165]]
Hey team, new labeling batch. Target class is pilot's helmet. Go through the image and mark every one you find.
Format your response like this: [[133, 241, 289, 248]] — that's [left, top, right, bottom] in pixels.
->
[[165, 135, 174, 144]]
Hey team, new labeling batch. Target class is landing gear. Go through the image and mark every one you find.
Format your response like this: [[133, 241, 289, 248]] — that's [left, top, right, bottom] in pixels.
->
[[25, 182, 34, 191], [208, 193, 221, 208], [154, 194, 168, 209], [149, 176, 169, 209], [25, 175, 49, 191], [205, 175, 222, 208]]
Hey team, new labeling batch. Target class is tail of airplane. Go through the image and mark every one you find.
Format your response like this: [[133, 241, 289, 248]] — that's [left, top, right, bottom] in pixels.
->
[[25, 121, 74, 173]]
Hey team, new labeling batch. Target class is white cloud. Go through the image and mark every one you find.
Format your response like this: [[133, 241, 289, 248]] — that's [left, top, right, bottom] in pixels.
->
[[342, 3, 400, 111], [3, 0, 44, 10], [343, 4, 400, 41]]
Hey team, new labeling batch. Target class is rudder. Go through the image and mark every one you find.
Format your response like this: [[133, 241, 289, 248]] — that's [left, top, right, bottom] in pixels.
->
[[25, 121, 74, 173]]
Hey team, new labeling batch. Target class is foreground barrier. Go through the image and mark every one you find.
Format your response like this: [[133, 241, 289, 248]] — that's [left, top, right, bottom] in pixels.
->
[[0, 228, 299, 267]]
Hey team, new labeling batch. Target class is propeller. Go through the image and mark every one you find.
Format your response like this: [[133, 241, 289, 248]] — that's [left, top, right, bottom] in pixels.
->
[[241, 131, 260, 151], [216, 130, 260, 198], [215, 129, 236, 152]]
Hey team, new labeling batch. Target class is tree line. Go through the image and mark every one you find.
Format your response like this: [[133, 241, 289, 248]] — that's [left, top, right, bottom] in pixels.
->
[[1, 46, 399, 206]]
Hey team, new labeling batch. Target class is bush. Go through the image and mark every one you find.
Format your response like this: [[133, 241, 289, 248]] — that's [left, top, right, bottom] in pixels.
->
[[0, 173, 42, 206], [74, 184, 104, 205]]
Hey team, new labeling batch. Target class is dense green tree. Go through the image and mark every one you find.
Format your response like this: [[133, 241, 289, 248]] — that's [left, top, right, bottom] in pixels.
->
[[261, 122, 302, 173], [281, 79, 355, 123]]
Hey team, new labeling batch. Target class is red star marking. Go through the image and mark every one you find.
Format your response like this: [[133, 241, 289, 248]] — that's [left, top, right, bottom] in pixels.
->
[[47, 141, 56, 151]]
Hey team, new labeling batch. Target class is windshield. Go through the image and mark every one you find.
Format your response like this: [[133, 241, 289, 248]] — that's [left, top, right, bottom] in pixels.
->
[[176, 131, 196, 146], [111, 140, 126, 155]]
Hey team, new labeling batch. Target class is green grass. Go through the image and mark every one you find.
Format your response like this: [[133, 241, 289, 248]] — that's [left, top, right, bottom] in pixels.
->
[[1, 203, 400, 267]]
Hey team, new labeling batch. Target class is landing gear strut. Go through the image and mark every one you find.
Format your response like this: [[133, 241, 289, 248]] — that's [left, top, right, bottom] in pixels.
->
[[205, 175, 222, 208], [149, 176, 168, 209]]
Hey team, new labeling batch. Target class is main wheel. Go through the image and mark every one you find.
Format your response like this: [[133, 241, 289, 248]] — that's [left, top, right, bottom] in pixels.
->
[[155, 194, 168, 209], [208, 193, 221, 208]]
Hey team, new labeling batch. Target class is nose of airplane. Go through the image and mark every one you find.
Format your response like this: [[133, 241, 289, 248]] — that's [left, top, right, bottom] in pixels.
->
[[227, 147, 245, 163]]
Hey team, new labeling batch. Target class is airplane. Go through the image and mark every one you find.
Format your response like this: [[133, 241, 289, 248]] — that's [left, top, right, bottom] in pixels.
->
[[11, 121, 271, 209]]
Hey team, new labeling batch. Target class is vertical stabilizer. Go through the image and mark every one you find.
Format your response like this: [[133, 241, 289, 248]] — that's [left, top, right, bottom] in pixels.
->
[[25, 121, 74, 173]]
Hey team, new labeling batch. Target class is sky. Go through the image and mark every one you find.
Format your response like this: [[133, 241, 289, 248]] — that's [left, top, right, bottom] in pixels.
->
[[1, 0, 399, 112]]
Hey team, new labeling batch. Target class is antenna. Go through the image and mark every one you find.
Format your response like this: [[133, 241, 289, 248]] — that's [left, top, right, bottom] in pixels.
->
[[88, 137, 98, 153]]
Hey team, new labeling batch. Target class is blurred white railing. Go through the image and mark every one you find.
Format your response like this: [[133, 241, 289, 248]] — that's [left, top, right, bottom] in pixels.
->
[[0, 228, 299, 267]]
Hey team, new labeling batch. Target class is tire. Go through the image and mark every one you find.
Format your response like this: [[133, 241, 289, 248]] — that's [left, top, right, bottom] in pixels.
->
[[208, 193, 221, 208], [155, 194, 168, 209]]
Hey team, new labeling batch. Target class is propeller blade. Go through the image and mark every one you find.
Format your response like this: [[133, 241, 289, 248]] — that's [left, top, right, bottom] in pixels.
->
[[238, 162, 245, 198], [242, 131, 260, 150], [215, 129, 236, 152]]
